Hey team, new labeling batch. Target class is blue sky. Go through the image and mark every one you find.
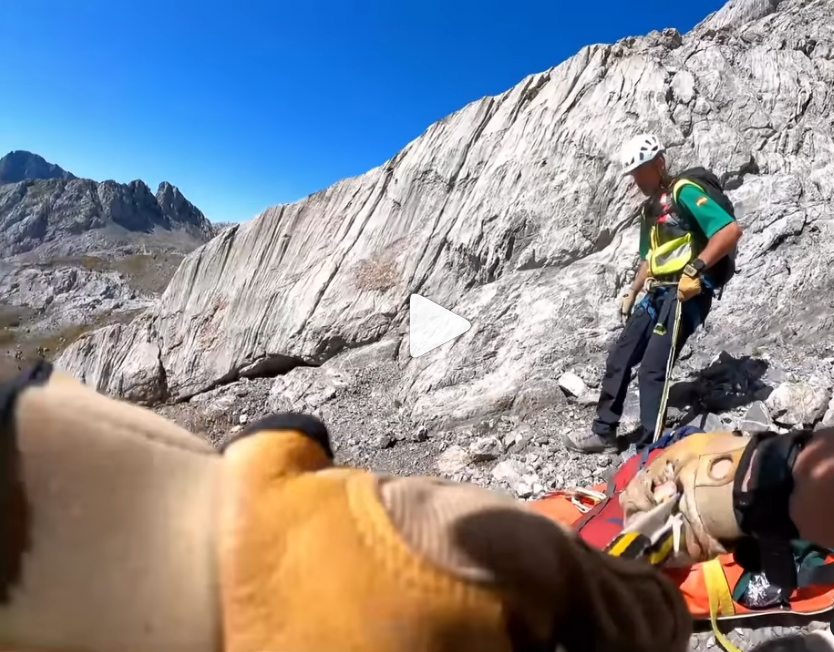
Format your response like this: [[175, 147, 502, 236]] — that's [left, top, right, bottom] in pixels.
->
[[1, 0, 728, 224]]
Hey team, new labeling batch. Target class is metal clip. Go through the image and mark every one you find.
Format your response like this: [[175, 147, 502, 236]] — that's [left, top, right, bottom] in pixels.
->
[[569, 488, 607, 513]]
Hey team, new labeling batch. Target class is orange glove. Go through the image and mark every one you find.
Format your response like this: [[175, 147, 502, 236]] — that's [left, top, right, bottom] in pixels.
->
[[219, 416, 692, 652], [0, 362, 693, 652], [677, 274, 702, 302]]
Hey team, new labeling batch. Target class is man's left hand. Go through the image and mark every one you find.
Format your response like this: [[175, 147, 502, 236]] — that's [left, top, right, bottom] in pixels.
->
[[678, 260, 705, 302], [678, 274, 701, 302]]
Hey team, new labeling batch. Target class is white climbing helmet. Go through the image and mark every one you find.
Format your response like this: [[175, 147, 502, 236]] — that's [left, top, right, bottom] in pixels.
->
[[620, 133, 665, 175]]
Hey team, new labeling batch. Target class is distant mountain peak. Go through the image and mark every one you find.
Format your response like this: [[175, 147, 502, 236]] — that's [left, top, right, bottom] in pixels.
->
[[154, 180, 214, 236], [0, 150, 76, 185], [0, 160, 217, 257]]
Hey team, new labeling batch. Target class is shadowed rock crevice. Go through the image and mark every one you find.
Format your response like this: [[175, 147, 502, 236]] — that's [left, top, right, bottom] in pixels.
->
[[239, 354, 317, 380]]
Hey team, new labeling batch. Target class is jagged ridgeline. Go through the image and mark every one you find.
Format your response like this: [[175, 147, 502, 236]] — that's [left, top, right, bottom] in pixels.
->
[[0, 150, 217, 258], [0, 150, 221, 374]]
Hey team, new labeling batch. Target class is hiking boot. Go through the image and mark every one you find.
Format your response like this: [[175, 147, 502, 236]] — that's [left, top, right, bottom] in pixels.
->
[[624, 426, 653, 449], [563, 429, 618, 454]]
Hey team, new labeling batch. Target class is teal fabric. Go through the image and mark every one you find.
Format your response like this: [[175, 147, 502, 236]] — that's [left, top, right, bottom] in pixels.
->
[[733, 541, 834, 606]]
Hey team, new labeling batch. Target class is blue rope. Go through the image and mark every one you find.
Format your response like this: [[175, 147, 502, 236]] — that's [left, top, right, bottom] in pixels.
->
[[638, 425, 705, 468]]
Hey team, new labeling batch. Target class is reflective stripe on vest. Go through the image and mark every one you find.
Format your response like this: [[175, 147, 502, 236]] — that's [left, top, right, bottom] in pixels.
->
[[648, 230, 694, 276], [645, 178, 704, 277]]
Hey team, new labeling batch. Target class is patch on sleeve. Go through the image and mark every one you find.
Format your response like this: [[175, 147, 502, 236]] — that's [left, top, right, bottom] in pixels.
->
[[696, 196, 709, 207]]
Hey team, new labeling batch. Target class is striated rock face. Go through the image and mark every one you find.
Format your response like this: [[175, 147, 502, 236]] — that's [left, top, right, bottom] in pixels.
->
[[0, 172, 216, 259], [59, 0, 834, 428]]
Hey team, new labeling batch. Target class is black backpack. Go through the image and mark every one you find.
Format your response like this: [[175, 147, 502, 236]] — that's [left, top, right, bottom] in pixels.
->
[[670, 166, 738, 289]]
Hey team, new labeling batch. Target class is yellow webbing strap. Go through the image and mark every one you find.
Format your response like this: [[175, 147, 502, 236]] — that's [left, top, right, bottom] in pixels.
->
[[703, 558, 743, 652], [606, 531, 649, 559], [605, 529, 676, 567], [603, 498, 744, 651], [652, 297, 683, 443]]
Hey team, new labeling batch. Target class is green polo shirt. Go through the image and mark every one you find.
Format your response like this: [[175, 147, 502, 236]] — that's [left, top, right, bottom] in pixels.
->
[[639, 184, 735, 260]]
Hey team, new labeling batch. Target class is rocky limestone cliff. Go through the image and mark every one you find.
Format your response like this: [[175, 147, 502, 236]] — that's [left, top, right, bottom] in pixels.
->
[[60, 0, 834, 408], [0, 152, 219, 374], [0, 150, 76, 185]]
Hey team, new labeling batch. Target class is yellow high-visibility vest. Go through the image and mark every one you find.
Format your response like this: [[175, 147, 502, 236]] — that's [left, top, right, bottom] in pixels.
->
[[644, 178, 707, 277]]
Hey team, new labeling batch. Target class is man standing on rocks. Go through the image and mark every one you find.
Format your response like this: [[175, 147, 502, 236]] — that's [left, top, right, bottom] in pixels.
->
[[566, 134, 743, 454]]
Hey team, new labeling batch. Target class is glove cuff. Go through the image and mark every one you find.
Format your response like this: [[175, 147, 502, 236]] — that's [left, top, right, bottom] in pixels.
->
[[0, 365, 221, 652], [733, 429, 813, 541], [222, 412, 333, 459]]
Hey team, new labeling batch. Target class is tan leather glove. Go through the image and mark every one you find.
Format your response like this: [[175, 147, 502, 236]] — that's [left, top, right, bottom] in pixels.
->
[[677, 274, 702, 302], [620, 431, 749, 566], [0, 362, 693, 652], [0, 361, 221, 652], [620, 287, 639, 322], [220, 423, 693, 652]]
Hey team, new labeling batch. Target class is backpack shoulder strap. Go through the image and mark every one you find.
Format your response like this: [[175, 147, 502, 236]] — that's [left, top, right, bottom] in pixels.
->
[[671, 177, 707, 204], [668, 177, 710, 238]]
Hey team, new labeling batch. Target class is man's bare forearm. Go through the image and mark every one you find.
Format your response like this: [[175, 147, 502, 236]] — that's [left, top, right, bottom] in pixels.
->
[[698, 222, 743, 268], [631, 261, 649, 294]]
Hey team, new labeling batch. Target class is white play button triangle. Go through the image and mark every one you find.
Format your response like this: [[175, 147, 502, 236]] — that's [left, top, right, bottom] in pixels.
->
[[409, 294, 471, 358]]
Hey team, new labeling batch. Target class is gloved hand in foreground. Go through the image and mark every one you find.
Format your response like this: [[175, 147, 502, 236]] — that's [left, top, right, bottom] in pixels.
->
[[0, 361, 693, 652], [620, 429, 816, 571]]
